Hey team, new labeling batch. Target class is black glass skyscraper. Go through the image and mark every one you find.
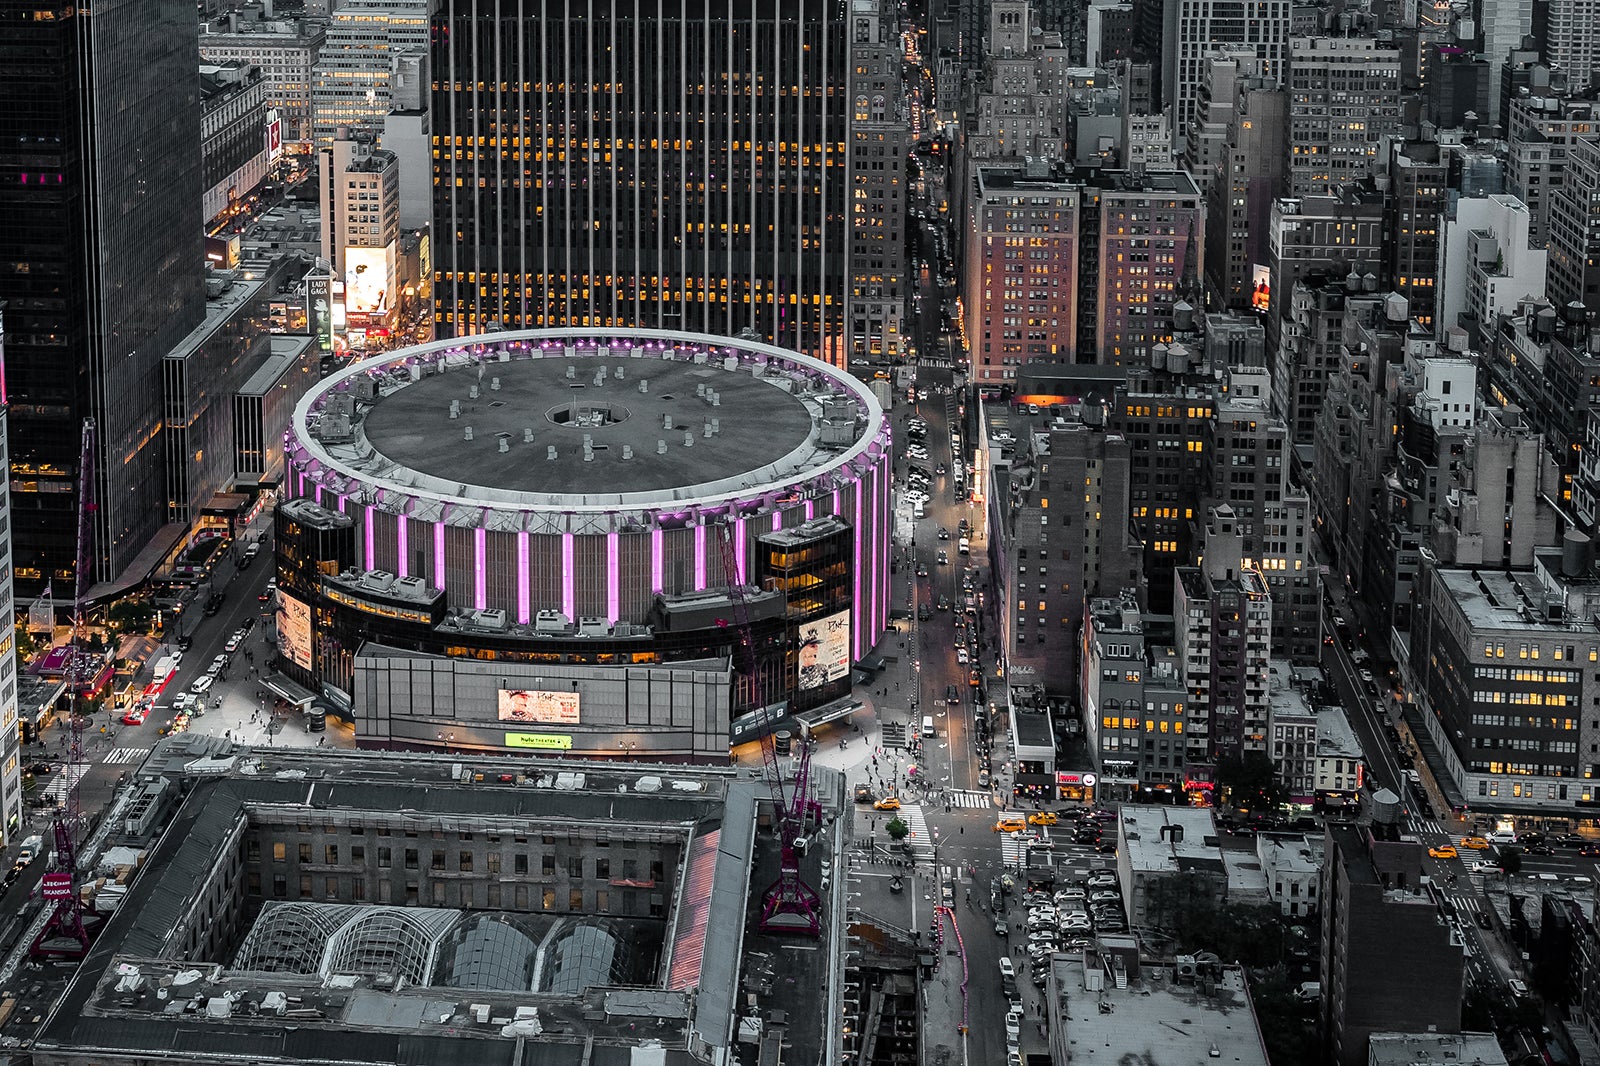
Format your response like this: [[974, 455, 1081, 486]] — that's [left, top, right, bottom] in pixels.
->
[[431, 0, 851, 363], [0, 1, 205, 590]]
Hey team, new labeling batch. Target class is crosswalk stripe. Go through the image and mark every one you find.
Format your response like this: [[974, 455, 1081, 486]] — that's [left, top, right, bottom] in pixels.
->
[[39, 763, 88, 802], [102, 747, 150, 765], [948, 789, 990, 808], [898, 804, 938, 861]]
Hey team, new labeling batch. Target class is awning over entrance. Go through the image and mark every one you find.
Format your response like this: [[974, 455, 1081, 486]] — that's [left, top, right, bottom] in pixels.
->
[[794, 697, 863, 737], [261, 673, 317, 708]]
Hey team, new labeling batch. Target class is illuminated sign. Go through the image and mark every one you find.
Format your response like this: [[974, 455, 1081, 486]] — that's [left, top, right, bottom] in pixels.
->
[[276, 594, 313, 671], [266, 112, 283, 160], [504, 732, 573, 750], [1251, 264, 1271, 313], [498, 688, 581, 724], [797, 609, 850, 690], [307, 275, 333, 351], [345, 246, 393, 316], [1055, 772, 1098, 787]]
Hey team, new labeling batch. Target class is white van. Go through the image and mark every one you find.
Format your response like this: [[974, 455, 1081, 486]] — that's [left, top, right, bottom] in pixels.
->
[[958, 536, 970, 555], [922, 715, 935, 738], [189, 675, 214, 696]]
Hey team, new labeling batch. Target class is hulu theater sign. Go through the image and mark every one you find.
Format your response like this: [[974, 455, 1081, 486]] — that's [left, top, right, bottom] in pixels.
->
[[504, 732, 573, 750]]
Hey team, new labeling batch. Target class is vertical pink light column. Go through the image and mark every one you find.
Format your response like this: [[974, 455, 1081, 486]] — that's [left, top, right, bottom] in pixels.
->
[[473, 528, 487, 610], [516, 532, 530, 624], [606, 531, 620, 623], [651, 528, 664, 593], [396, 514, 408, 577], [363, 508, 374, 571], [694, 523, 707, 590], [433, 522, 446, 593], [561, 532, 576, 620], [853, 480, 864, 661], [735, 518, 747, 585]]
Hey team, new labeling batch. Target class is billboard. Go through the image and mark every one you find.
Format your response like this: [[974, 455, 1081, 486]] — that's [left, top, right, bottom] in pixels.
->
[[1251, 264, 1271, 313], [41, 873, 71, 900], [797, 610, 850, 691], [345, 246, 392, 316], [277, 594, 313, 671], [307, 274, 333, 351], [498, 688, 581, 724]]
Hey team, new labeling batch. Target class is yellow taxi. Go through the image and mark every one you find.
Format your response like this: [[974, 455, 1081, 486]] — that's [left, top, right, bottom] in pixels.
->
[[993, 816, 1026, 833], [874, 796, 901, 811], [1459, 837, 1490, 850], [1026, 812, 1058, 827], [1428, 845, 1458, 860]]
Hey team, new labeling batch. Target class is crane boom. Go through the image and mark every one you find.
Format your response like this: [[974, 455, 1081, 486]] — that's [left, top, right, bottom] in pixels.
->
[[32, 419, 98, 956], [716, 521, 820, 935]]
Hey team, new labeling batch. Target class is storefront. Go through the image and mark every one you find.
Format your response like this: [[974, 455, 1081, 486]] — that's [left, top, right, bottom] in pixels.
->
[[1054, 770, 1098, 805]]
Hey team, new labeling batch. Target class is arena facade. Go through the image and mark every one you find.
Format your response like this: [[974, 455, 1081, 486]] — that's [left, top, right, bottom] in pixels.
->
[[272, 329, 891, 758]]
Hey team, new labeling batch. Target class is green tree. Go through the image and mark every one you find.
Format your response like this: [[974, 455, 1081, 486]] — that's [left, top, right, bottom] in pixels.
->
[[884, 817, 909, 842], [107, 600, 155, 634], [1215, 750, 1288, 815], [1498, 846, 1523, 876]]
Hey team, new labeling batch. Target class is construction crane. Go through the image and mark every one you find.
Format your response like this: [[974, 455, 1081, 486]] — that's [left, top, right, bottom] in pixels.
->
[[32, 419, 100, 957], [715, 521, 821, 935]]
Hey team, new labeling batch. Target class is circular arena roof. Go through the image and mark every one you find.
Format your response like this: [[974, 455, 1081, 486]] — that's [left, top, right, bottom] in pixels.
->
[[289, 329, 887, 520]]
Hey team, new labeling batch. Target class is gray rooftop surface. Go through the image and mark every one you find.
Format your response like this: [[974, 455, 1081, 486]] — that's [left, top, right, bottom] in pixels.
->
[[1117, 807, 1222, 873], [1050, 952, 1269, 1066], [359, 356, 819, 497]]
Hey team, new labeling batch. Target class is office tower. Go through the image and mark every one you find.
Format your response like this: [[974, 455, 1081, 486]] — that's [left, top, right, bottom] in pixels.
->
[[848, 0, 911, 364], [1319, 807, 1464, 1066], [1174, 505, 1274, 782], [964, 164, 1082, 381], [320, 128, 402, 336], [1435, 194, 1547, 339], [0, 305, 19, 844], [1185, 51, 1254, 194], [1265, 188, 1385, 393], [1544, 0, 1600, 94], [1287, 37, 1402, 196], [1204, 366, 1319, 663], [0, 0, 205, 590], [1545, 136, 1600, 310], [311, 0, 431, 149], [1481, 0, 1535, 125], [1311, 290, 1417, 596], [1507, 89, 1594, 249], [1384, 140, 1448, 332], [200, 14, 326, 147], [1082, 591, 1191, 797], [1202, 73, 1287, 310], [201, 64, 271, 226], [1161, 0, 1290, 147], [432, 0, 851, 364], [995, 411, 1141, 692], [1097, 172, 1204, 366]]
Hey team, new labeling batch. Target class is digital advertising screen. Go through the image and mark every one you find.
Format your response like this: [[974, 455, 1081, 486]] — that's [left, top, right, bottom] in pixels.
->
[[345, 246, 392, 316], [797, 610, 851, 690], [497, 688, 581, 724], [307, 274, 333, 351], [276, 594, 313, 671]]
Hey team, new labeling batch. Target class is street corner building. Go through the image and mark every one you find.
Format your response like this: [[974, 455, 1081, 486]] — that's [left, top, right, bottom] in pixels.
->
[[272, 328, 893, 760]]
